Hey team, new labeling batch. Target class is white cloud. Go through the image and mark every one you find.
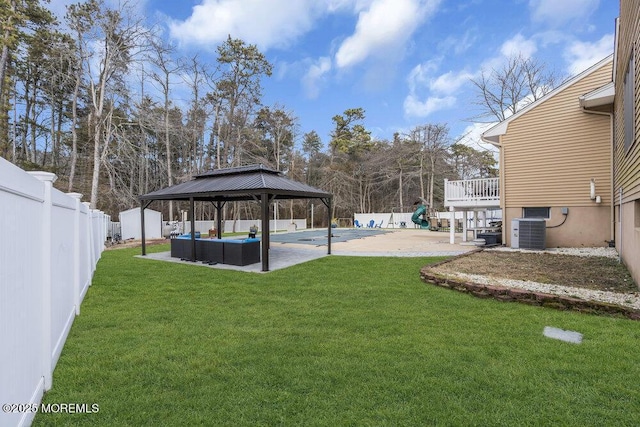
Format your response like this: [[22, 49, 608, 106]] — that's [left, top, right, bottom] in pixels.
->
[[564, 33, 614, 75], [403, 61, 473, 118], [456, 122, 499, 152], [406, 60, 440, 92], [500, 34, 537, 59], [475, 33, 538, 76], [403, 94, 456, 117], [326, 0, 363, 13], [335, 0, 441, 69], [529, 0, 600, 28], [407, 60, 475, 95], [430, 70, 476, 95], [302, 57, 333, 99], [438, 30, 477, 55], [169, 0, 323, 50]]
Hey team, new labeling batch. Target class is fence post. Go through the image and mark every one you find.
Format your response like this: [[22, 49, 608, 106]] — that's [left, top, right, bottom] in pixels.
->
[[83, 202, 96, 277], [68, 193, 83, 315], [99, 211, 105, 257], [27, 171, 57, 391]]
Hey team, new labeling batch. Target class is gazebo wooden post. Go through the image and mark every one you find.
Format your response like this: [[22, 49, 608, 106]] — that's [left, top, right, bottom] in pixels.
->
[[141, 201, 146, 256], [261, 193, 270, 272], [320, 197, 332, 255], [215, 201, 224, 239], [189, 197, 196, 261], [140, 200, 152, 256]]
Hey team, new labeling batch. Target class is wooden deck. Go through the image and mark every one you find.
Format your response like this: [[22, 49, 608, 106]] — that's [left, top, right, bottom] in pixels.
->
[[444, 178, 500, 209], [444, 178, 501, 244]]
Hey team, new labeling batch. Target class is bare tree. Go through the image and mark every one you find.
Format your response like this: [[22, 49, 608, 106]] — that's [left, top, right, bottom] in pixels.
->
[[147, 36, 183, 219], [378, 133, 420, 213], [470, 54, 559, 122], [408, 123, 450, 209], [76, 0, 149, 208], [181, 55, 210, 174], [65, 0, 98, 191]]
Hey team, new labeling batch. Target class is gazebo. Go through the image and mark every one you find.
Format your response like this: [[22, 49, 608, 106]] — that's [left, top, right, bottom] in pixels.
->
[[138, 164, 333, 272]]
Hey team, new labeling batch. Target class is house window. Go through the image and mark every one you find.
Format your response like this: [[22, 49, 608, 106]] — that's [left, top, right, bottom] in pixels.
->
[[624, 52, 635, 152], [523, 207, 550, 219]]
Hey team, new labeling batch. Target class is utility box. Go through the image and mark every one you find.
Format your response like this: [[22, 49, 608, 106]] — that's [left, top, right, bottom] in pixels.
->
[[511, 218, 546, 250]]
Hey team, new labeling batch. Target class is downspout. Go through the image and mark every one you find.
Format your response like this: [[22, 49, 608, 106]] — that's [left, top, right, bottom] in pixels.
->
[[619, 187, 623, 264], [581, 107, 615, 243]]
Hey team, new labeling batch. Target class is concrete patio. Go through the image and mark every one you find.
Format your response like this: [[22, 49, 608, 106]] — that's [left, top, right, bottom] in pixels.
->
[[138, 228, 476, 273]]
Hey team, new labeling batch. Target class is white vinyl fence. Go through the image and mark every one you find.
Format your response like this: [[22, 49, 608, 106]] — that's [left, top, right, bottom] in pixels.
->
[[177, 219, 307, 235], [0, 158, 108, 427]]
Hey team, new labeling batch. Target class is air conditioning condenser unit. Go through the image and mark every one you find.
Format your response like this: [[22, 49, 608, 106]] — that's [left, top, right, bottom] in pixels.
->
[[511, 218, 546, 250]]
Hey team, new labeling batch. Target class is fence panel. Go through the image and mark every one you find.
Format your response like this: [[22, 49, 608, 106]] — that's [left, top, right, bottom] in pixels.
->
[[0, 158, 107, 427], [79, 205, 93, 302], [0, 160, 47, 427], [50, 189, 78, 368], [91, 211, 104, 266]]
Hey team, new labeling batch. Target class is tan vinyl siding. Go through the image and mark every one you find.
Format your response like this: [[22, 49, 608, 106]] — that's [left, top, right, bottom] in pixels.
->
[[502, 61, 613, 208], [614, 0, 640, 203]]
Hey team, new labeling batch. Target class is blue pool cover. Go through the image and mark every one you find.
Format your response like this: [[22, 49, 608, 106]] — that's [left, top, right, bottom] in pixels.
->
[[268, 228, 388, 246]]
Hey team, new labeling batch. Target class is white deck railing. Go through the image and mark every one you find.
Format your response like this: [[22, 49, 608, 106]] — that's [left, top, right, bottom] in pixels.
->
[[444, 177, 500, 208]]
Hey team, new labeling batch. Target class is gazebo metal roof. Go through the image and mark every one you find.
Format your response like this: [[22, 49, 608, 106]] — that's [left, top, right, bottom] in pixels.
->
[[140, 164, 331, 202], [138, 164, 333, 271]]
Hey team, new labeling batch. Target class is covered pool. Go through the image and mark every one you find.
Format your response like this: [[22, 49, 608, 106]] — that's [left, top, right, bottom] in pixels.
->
[[269, 228, 389, 246]]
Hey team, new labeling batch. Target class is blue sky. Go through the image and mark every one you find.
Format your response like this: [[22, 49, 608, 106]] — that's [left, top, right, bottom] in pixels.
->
[[48, 0, 618, 151]]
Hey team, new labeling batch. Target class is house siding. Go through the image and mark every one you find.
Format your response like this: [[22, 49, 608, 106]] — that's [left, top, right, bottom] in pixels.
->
[[500, 60, 613, 247], [614, 0, 640, 286]]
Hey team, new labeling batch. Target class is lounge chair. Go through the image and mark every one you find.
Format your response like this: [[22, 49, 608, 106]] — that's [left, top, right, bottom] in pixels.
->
[[354, 220, 363, 228], [367, 219, 375, 228]]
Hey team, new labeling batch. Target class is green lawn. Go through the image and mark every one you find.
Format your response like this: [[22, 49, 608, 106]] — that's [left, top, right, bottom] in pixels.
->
[[35, 245, 640, 426]]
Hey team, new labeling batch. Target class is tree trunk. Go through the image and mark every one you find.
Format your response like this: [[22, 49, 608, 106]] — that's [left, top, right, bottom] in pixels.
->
[[398, 167, 403, 212], [419, 152, 425, 200], [29, 84, 37, 163], [0, 0, 16, 116], [0, 43, 10, 156], [429, 157, 436, 209], [89, 115, 101, 208], [163, 72, 174, 220], [49, 100, 56, 169], [68, 73, 81, 191]]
